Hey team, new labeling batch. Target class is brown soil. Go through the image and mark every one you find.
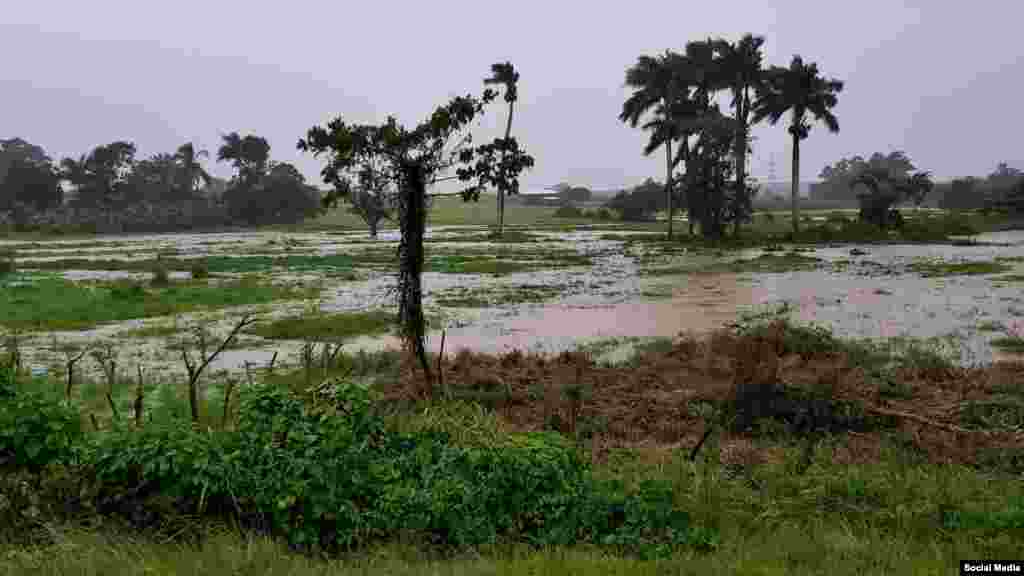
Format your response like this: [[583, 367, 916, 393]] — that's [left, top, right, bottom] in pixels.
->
[[385, 320, 1024, 470]]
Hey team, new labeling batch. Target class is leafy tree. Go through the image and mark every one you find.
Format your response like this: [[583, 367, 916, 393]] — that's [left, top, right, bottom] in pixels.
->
[[712, 34, 766, 235], [850, 166, 933, 228], [683, 106, 737, 239], [0, 138, 62, 211], [815, 151, 918, 203], [222, 160, 319, 225], [299, 68, 534, 397], [605, 178, 663, 221], [217, 132, 270, 186], [752, 55, 844, 234], [61, 141, 137, 207], [312, 154, 397, 239], [125, 153, 177, 203], [483, 62, 523, 237], [557, 185, 592, 203]]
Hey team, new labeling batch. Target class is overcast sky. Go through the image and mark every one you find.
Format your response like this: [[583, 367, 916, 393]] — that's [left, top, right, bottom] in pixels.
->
[[2, 1, 1021, 192]]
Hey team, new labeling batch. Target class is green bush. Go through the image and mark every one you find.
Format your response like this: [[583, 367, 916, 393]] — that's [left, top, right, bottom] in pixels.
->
[[76, 381, 712, 556], [150, 264, 171, 287], [0, 249, 14, 276], [553, 205, 583, 218], [0, 386, 82, 472], [190, 259, 210, 280]]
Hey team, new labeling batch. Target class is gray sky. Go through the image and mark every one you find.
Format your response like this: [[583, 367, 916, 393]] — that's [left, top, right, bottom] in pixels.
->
[[2, 1, 1021, 192]]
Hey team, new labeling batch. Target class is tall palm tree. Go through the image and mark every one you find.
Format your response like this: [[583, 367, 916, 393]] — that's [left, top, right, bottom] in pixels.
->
[[712, 34, 766, 235], [175, 143, 212, 200], [621, 51, 688, 239], [483, 62, 521, 238], [752, 55, 843, 234]]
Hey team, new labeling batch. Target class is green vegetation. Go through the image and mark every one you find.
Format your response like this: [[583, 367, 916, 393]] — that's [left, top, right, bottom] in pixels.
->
[[247, 309, 395, 341], [990, 335, 1024, 353], [3, 314, 1024, 572], [0, 248, 14, 276], [0, 277, 319, 331], [641, 252, 824, 276], [905, 259, 1012, 278], [977, 320, 1006, 332], [434, 284, 567, 308], [18, 253, 372, 276]]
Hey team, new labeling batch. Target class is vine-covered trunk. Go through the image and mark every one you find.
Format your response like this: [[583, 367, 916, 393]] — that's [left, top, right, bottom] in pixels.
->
[[397, 162, 432, 396]]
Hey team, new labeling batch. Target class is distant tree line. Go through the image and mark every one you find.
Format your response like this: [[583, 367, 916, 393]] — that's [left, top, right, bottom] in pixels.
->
[[940, 163, 1024, 212], [0, 134, 322, 232], [813, 151, 1024, 218]]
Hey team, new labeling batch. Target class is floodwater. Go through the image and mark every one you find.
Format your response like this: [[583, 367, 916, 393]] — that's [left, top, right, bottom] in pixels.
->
[[7, 225, 1024, 385]]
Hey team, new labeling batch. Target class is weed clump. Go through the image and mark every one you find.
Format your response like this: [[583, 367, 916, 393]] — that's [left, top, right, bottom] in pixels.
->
[[553, 205, 583, 218], [150, 262, 171, 287], [189, 259, 210, 280], [0, 249, 14, 276]]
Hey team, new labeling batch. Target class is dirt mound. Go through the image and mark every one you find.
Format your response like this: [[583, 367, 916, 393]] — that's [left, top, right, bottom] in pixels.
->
[[386, 320, 1024, 470]]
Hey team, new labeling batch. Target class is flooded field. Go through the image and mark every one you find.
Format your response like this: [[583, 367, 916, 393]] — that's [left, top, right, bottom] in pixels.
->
[[4, 224, 1024, 385]]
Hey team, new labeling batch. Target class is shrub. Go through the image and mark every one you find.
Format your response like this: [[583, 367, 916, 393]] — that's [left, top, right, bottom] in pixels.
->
[[0, 249, 14, 276], [190, 259, 210, 280], [150, 263, 171, 287], [553, 204, 583, 218], [0, 386, 82, 472], [77, 381, 712, 556]]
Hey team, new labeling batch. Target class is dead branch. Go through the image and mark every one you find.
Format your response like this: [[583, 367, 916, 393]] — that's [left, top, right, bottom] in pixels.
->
[[62, 347, 89, 401], [134, 365, 144, 428], [866, 404, 989, 437], [181, 312, 259, 424], [437, 329, 447, 399]]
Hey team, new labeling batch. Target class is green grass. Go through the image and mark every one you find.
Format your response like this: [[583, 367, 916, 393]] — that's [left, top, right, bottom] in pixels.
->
[[0, 277, 320, 331], [306, 194, 603, 230], [977, 320, 1007, 332], [18, 254, 374, 276], [905, 259, 1012, 278], [246, 309, 396, 341], [0, 523, 1015, 575], [2, 439, 1022, 574], [990, 335, 1024, 353], [433, 284, 567, 308], [640, 252, 824, 277]]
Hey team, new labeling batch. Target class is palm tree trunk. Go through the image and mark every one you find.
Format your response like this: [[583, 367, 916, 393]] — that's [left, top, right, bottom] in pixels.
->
[[791, 132, 801, 235], [497, 100, 515, 237], [665, 138, 674, 240], [732, 92, 747, 238]]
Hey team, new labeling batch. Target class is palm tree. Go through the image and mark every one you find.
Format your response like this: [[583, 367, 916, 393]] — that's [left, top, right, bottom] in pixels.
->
[[217, 132, 270, 187], [483, 62, 521, 238], [621, 51, 690, 239], [175, 143, 212, 200], [752, 55, 843, 234], [712, 34, 765, 235]]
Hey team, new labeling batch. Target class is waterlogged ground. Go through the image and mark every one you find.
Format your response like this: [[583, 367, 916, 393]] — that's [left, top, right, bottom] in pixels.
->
[[4, 224, 1024, 391]]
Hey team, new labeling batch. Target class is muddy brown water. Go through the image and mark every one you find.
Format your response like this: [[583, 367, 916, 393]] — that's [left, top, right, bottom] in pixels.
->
[[8, 227, 1024, 386]]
